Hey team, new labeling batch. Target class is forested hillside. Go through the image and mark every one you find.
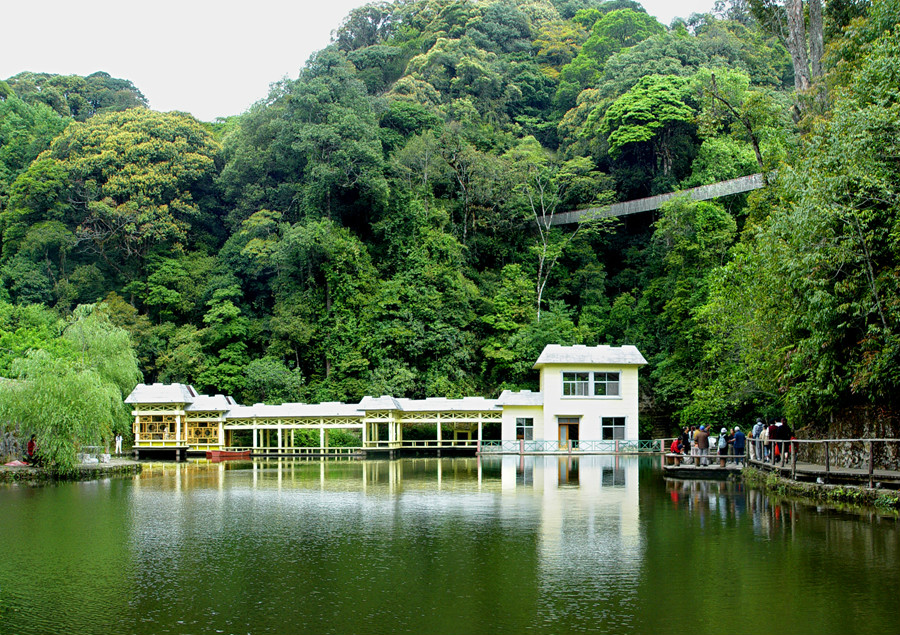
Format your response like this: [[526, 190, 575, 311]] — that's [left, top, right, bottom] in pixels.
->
[[1, 0, 897, 438]]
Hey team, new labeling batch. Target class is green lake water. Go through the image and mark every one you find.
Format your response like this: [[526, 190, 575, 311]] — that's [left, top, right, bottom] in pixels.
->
[[0, 455, 897, 635]]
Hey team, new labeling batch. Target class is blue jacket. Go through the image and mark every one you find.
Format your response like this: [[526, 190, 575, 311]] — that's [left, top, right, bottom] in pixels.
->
[[733, 430, 746, 449]]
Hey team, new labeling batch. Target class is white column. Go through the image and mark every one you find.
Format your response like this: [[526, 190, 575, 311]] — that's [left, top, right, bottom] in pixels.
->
[[277, 427, 283, 453], [175, 414, 182, 444], [319, 426, 325, 452], [477, 417, 483, 451], [253, 427, 258, 450], [436, 414, 442, 446]]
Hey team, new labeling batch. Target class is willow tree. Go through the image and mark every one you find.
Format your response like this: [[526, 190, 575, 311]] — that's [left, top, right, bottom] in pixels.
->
[[0, 303, 140, 474]]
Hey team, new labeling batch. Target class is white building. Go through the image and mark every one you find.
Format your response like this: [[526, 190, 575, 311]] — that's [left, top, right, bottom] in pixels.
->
[[498, 344, 646, 445], [125, 344, 646, 455]]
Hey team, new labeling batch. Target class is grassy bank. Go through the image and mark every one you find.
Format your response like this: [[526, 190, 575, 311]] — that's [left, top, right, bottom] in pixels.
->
[[742, 466, 900, 511]]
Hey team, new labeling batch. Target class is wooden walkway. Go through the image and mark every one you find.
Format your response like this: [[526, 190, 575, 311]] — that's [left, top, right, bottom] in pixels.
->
[[660, 437, 900, 489]]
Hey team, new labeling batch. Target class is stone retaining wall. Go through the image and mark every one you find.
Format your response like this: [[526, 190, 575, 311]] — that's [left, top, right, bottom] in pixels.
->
[[799, 405, 900, 471]]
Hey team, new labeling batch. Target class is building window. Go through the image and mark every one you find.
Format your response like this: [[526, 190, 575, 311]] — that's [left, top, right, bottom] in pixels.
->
[[516, 417, 534, 440], [563, 371, 621, 397], [562, 372, 590, 396], [601, 417, 626, 440], [593, 372, 620, 396]]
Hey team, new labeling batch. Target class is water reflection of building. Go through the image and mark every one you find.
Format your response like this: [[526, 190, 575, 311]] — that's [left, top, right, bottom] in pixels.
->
[[497, 454, 640, 542], [133, 457, 508, 496], [495, 455, 643, 612]]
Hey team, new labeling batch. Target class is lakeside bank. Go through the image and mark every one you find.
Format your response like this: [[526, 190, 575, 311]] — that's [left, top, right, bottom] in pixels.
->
[[742, 466, 900, 511], [0, 459, 142, 485]]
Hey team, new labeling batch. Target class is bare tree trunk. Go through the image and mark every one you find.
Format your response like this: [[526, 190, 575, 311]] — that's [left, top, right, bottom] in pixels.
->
[[325, 278, 332, 378], [808, 0, 824, 80], [808, 0, 827, 105], [785, 0, 811, 92]]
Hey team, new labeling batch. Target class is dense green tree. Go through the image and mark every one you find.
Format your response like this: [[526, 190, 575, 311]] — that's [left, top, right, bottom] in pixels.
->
[[371, 201, 479, 397], [4, 71, 147, 121], [219, 48, 387, 231], [1, 108, 222, 296], [533, 20, 587, 75], [242, 357, 304, 404], [467, 2, 534, 54], [0, 92, 69, 215], [2, 0, 892, 438], [333, 1, 399, 51], [696, 7, 900, 425], [0, 303, 140, 474], [265, 218, 379, 400], [599, 74, 697, 194], [556, 8, 665, 111]]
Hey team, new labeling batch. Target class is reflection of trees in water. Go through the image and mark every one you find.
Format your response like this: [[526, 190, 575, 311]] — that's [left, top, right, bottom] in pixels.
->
[[665, 477, 900, 557]]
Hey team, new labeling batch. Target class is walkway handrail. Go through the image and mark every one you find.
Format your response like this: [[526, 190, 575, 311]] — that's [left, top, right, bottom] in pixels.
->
[[746, 437, 900, 487]]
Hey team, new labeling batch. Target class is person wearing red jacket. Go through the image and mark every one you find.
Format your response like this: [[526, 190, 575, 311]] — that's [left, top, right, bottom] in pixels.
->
[[25, 434, 37, 465]]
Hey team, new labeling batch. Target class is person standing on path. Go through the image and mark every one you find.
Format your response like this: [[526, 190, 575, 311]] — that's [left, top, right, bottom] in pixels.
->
[[696, 426, 710, 466], [115, 433, 123, 456], [733, 426, 746, 466], [751, 418, 764, 461], [768, 419, 779, 463]]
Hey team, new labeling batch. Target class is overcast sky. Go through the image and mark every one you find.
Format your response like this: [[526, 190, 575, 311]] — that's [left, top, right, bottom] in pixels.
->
[[1, 0, 715, 123]]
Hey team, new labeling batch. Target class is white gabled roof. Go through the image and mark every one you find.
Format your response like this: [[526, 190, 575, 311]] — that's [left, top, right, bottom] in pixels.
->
[[497, 390, 544, 406], [125, 383, 198, 405], [358, 395, 403, 411], [533, 344, 647, 368], [186, 394, 238, 412]]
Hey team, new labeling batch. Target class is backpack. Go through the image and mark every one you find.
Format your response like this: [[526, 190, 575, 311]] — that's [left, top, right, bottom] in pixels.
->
[[717, 435, 727, 450]]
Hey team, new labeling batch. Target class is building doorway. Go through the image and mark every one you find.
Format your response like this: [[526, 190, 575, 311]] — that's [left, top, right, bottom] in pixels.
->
[[558, 417, 580, 449]]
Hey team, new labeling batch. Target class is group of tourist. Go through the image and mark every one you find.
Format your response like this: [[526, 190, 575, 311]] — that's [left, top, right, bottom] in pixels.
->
[[670, 416, 797, 467], [749, 417, 795, 465], [670, 425, 746, 466]]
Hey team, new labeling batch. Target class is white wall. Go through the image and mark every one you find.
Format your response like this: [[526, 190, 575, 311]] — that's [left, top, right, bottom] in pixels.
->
[[500, 406, 544, 441], [538, 364, 641, 441]]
